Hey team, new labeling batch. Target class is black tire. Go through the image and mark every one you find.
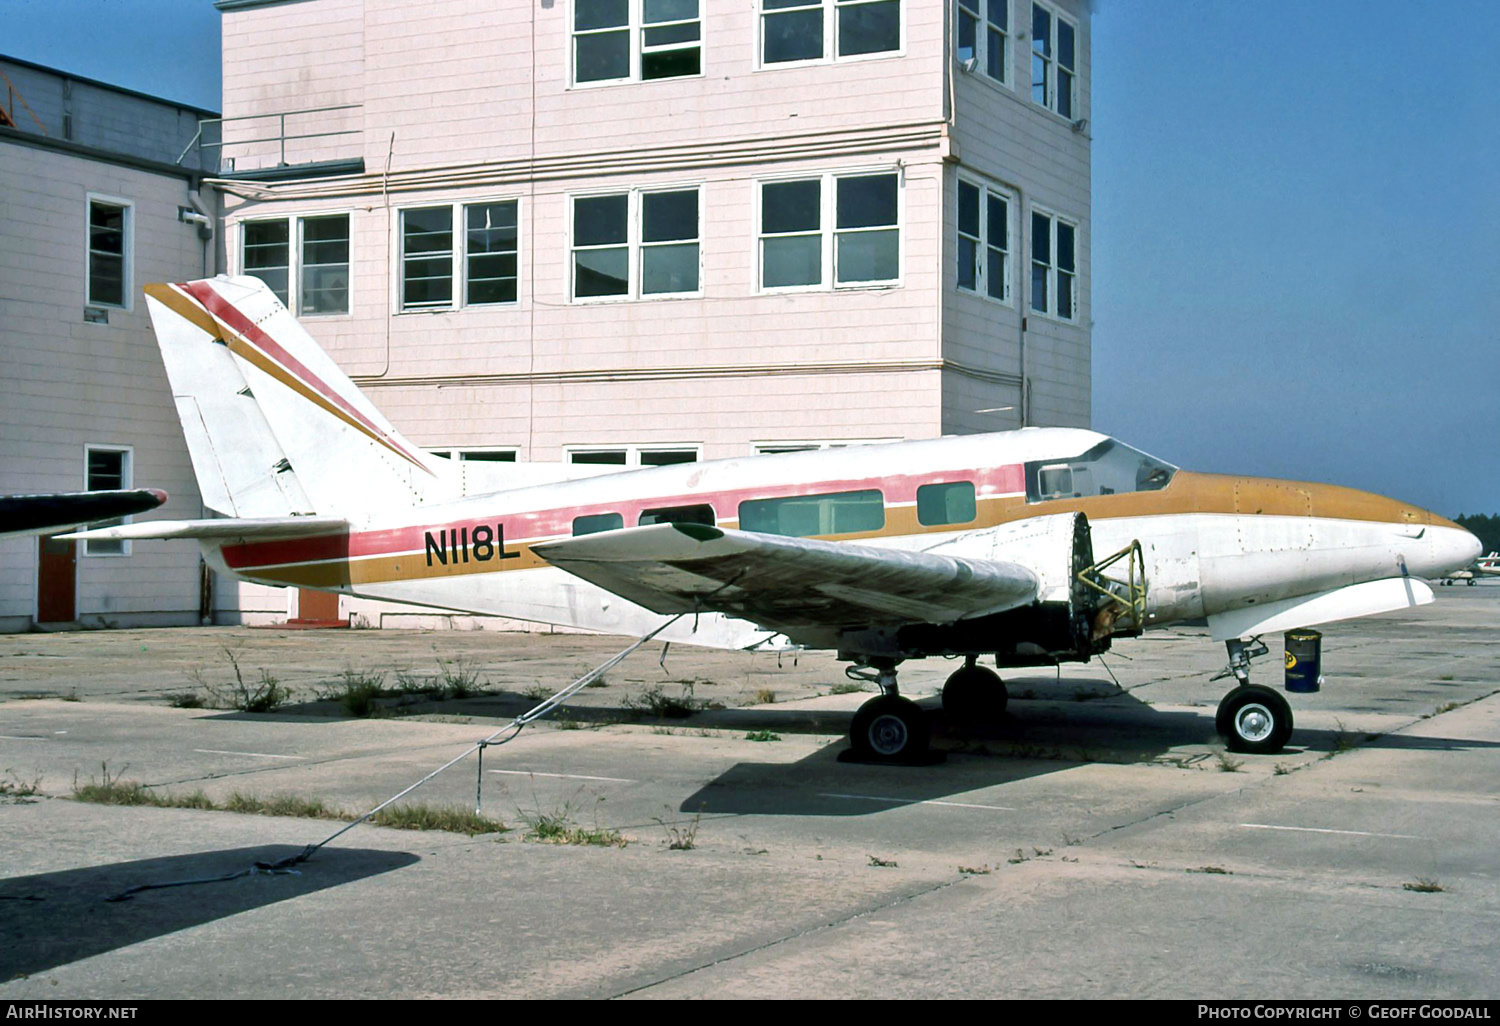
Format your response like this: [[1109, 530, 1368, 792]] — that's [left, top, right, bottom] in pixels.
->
[[849, 695, 930, 762], [1217, 685, 1294, 754], [941, 664, 1008, 724]]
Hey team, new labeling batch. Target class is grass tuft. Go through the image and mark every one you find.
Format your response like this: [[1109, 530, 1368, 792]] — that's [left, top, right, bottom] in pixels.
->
[[1215, 752, 1244, 773], [1403, 878, 1445, 893], [744, 729, 781, 742], [655, 805, 703, 850]]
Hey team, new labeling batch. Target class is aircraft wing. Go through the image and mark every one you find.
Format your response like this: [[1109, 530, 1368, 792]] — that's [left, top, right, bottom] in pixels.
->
[[531, 522, 1043, 637], [0, 489, 168, 540]]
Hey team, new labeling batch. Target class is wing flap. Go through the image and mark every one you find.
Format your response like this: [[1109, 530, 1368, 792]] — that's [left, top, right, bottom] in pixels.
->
[[531, 522, 1041, 631]]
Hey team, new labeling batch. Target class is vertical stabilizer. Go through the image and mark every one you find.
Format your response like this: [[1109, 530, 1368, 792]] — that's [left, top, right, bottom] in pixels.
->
[[145, 277, 445, 517]]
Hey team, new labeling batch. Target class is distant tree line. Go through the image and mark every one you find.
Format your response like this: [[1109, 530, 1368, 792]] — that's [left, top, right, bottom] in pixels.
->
[[1455, 514, 1500, 556]]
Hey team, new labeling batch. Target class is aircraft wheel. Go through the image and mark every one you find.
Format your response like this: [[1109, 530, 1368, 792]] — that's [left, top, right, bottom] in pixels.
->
[[942, 664, 1008, 724], [1467, 579, 1476, 586], [849, 695, 930, 763], [1217, 685, 1293, 755]]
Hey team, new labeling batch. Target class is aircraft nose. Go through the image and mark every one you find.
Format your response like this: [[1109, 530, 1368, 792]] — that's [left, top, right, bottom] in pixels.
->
[[1436, 525, 1483, 573]]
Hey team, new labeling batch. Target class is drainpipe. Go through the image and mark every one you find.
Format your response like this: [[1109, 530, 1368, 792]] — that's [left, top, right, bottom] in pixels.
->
[[187, 184, 218, 275]]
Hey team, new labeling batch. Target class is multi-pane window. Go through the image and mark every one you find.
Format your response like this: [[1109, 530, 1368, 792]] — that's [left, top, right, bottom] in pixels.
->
[[957, 178, 1010, 302], [84, 447, 131, 556], [87, 198, 130, 308], [1031, 1, 1076, 118], [401, 207, 453, 310], [243, 221, 290, 306], [573, 0, 702, 85], [571, 188, 700, 300], [759, 171, 900, 290], [427, 448, 519, 463], [241, 214, 349, 315], [399, 201, 518, 311], [956, 0, 1008, 84], [299, 214, 350, 315], [1030, 208, 1077, 321], [761, 0, 901, 65], [467, 202, 520, 305]]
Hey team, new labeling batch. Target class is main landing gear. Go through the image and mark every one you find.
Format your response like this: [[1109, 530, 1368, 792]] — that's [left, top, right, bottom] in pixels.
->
[[1214, 638, 1294, 754], [845, 661, 931, 763], [844, 656, 1012, 763], [940, 656, 1008, 724]]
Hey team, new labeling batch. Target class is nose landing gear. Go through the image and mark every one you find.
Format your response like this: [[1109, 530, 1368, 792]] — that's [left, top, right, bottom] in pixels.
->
[[1214, 638, 1295, 754]]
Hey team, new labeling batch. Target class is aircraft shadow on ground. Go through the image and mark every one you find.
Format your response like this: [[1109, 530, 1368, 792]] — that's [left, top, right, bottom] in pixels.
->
[[674, 678, 1500, 816], [677, 679, 1217, 816], [0, 845, 418, 981]]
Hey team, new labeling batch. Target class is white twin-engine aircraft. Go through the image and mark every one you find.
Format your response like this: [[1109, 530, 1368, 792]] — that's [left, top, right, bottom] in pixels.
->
[[67, 277, 1481, 762]]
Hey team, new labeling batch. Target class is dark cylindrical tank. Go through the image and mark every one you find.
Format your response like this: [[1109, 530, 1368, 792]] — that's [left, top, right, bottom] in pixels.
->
[[1284, 629, 1322, 693]]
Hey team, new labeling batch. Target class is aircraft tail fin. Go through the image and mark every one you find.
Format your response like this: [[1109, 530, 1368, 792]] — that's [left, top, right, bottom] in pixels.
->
[[144, 277, 446, 517]]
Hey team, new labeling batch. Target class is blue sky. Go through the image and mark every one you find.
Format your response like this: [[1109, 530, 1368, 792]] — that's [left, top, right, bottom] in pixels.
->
[[5, 0, 1496, 514]]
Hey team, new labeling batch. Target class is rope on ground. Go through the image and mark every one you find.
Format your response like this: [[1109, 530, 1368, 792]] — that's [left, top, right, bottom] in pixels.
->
[[106, 613, 685, 901]]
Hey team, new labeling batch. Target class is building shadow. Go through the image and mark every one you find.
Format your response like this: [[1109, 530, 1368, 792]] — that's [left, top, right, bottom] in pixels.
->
[[0, 845, 418, 980]]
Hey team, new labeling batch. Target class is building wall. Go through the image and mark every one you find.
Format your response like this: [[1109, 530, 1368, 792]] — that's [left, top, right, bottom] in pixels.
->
[[942, 0, 1091, 431], [0, 138, 212, 631]]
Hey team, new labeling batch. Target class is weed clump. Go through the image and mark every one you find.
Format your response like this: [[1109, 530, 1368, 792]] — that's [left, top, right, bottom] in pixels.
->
[[192, 648, 289, 713], [623, 683, 700, 719]]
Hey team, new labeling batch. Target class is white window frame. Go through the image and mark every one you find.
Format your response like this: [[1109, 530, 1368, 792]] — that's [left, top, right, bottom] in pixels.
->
[[565, 445, 702, 468], [82, 444, 133, 557], [569, 185, 702, 303], [85, 193, 133, 311], [571, 0, 704, 88], [956, 0, 1009, 87], [956, 174, 1013, 305], [237, 211, 353, 318], [397, 198, 521, 313], [758, 0, 904, 69], [1029, 205, 1079, 323], [426, 447, 520, 463], [757, 168, 904, 293], [1029, 0, 1078, 119]]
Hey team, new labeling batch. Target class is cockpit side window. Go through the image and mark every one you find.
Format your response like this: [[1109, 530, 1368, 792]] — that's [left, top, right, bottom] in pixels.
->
[[1025, 439, 1176, 502]]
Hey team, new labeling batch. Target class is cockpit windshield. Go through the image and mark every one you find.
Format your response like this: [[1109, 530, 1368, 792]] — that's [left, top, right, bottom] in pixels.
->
[[1024, 438, 1177, 503]]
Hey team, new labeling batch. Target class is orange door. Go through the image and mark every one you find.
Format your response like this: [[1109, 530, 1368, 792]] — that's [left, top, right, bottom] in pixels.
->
[[36, 536, 76, 622]]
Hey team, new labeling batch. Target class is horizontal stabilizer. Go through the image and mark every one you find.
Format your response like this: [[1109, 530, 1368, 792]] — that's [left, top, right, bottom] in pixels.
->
[[59, 516, 348, 543], [1208, 576, 1434, 641], [0, 489, 167, 540], [532, 522, 1041, 634]]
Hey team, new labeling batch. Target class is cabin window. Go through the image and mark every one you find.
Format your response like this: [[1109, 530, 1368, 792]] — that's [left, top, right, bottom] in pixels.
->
[[1025, 439, 1176, 503], [573, 512, 624, 535], [916, 482, 976, 526], [638, 503, 715, 527], [738, 488, 884, 537]]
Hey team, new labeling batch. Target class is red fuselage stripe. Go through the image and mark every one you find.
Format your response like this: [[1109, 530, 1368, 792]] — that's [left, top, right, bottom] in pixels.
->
[[220, 463, 1026, 569]]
